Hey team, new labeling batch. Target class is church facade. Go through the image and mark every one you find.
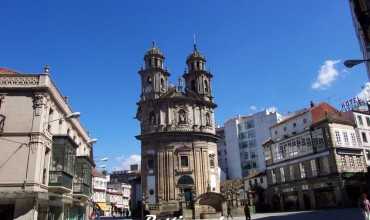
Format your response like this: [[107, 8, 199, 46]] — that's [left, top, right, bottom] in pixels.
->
[[136, 43, 222, 218]]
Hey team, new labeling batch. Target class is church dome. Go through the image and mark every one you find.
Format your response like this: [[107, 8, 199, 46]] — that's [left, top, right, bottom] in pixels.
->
[[186, 45, 206, 63], [144, 42, 164, 58]]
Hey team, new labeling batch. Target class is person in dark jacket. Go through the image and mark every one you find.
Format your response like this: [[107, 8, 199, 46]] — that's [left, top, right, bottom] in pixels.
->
[[226, 204, 233, 219], [244, 203, 251, 220]]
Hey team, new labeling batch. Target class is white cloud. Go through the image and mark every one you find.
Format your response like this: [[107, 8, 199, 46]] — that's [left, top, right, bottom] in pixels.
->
[[249, 105, 257, 111], [311, 60, 341, 90], [114, 154, 141, 171], [358, 82, 370, 100]]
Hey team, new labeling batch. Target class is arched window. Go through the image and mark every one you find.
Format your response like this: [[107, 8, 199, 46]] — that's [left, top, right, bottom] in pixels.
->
[[191, 80, 196, 92], [206, 113, 211, 126], [204, 80, 209, 93], [178, 109, 187, 124], [160, 78, 165, 90], [149, 111, 156, 125]]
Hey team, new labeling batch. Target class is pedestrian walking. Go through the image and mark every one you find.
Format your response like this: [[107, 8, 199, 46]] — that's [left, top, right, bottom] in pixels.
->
[[360, 193, 370, 220], [226, 204, 233, 219], [244, 203, 251, 220]]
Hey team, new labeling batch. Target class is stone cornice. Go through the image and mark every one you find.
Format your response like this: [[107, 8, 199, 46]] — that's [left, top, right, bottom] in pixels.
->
[[0, 74, 92, 147], [136, 131, 220, 142]]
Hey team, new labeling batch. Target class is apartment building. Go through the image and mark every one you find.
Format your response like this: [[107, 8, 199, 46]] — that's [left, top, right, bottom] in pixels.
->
[[223, 109, 282, 179], [0, 67, 96, 220], [263, 103, 367, 211]]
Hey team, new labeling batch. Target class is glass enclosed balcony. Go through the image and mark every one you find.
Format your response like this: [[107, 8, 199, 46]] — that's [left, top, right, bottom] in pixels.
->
[[49, 170, 73, 189], [73, 156, 93, 197], [49, 136, 77, 192]]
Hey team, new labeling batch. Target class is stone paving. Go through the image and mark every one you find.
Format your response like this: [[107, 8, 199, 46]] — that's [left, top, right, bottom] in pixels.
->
[[222, 208, 362, 220], [101, 208, 363, 220]]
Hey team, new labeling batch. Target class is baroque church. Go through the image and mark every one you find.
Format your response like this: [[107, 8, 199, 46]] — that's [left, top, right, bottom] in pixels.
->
[[136, 42, 224, 218]]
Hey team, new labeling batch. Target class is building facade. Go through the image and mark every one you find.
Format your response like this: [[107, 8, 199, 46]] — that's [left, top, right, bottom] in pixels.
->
[[92, 169, 109, 216], [344, 110, 370, 167], [223, 110, 282, 179], [136, 43, 223, 218], [0, 67, 95, 220], [349, 0, 370, 79], [264, 103, 367, 211], [216, 127, 228, 179]]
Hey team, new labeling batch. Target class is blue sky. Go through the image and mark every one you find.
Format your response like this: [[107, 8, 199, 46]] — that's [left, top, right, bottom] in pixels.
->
[[0, 0, 368, 170]]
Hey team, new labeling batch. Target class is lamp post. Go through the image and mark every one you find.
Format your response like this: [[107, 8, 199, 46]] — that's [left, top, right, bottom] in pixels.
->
[[344, 59, 370, 68]]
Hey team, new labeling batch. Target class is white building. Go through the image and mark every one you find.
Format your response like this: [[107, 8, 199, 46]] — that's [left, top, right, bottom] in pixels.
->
[[223, 109, 282, 179], [92, 169, 110, 215], [344, 110, 370, 167]]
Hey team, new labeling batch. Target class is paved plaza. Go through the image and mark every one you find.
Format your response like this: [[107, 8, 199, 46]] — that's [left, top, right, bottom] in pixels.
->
[[228, 208, 362, 220], [101, 208, 363, 220]]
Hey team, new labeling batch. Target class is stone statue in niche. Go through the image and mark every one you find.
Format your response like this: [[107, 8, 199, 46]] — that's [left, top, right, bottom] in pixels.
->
[[178, 109, 187, 124], [206, 113, 211, 126], [149, 111, 156, 125]]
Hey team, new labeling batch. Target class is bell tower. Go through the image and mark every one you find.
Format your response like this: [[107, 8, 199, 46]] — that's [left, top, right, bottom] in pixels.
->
[[183, 43, 213, 101], [139, 42, 170, 100]]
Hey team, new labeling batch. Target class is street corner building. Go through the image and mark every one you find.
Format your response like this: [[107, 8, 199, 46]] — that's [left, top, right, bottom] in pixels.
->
[[263, 102, 368, 211], [135, 43, 225, 219], [0, 67, 96, 220]]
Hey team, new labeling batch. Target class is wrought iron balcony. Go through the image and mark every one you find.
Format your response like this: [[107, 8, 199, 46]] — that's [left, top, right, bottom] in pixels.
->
[[49, 171, 73, 190]]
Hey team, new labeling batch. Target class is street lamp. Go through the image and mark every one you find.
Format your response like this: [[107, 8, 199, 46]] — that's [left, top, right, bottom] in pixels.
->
[[344, 59, 370, 68], [88, 138, 98, 144], [46, 112, 81, 124]]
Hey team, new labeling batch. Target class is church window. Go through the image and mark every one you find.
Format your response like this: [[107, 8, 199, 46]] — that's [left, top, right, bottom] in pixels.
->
[[178, 109, 187, 124], [180, 156, 189, 167], [191, 80, 196, 92], [147, 76, 152, 84], [147, 157, 154, 169], [204, 80, 209, 93], [206, 113, 211, 126], [160, 78, 165, 90], [209, 154, 215, 168]]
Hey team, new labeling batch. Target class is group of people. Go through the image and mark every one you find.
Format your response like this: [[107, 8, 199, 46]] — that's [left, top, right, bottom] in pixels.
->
[[226, 203, 251, 220]]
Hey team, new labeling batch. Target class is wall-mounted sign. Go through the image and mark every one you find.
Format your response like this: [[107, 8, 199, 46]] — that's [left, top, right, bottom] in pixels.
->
[[341, 96, 367, 112]]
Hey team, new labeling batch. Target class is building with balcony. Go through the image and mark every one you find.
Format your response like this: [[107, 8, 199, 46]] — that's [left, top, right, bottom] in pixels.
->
[[0, 67, 95, 220], [223, 109, 282, 179], [263, 102, 367, 211], [92, 169, 109, 216], [109, 166, 141, 218]]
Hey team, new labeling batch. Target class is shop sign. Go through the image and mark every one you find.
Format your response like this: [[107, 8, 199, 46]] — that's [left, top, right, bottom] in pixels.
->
[[341, 96, 367, 111]]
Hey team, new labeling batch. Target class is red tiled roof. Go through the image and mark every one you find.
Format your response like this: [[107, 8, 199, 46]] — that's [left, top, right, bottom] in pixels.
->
[[92, 168, 106, 178], [271, 102, 339, 128], [310, 102, 338, 123]]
